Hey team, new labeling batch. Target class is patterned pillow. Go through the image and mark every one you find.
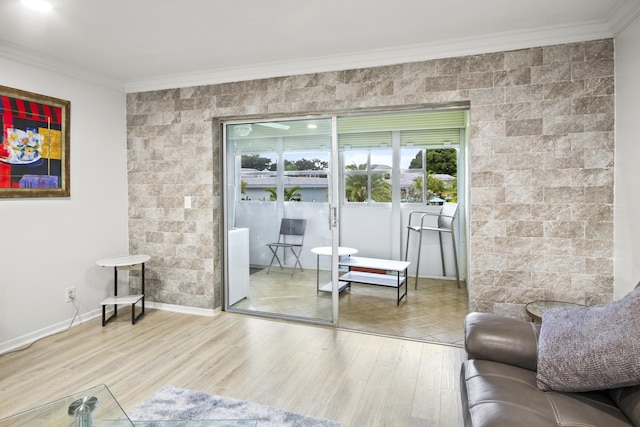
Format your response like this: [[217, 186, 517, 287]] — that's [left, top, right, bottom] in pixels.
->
[[537, 285, 640, 392]]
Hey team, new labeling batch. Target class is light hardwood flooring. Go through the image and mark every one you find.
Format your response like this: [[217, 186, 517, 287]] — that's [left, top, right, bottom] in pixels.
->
[[0, 310, 466, 426], [233, 267, 468, 346]]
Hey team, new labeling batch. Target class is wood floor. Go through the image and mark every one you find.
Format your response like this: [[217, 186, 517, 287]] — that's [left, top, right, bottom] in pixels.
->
[[0, 310, 467, 426], [233, 267, 469, 345]]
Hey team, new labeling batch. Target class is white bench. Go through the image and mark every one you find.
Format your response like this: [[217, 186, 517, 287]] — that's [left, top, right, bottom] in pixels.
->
[[338, 256, 410, 305]]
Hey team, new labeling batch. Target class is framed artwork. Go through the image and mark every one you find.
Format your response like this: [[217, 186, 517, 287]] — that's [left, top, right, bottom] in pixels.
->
[[0, 85, 70, 198]]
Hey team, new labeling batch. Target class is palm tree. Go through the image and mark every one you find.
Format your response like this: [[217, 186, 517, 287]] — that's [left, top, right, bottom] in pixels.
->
[[410, 173, 447, 203], [284, 186, 303, 201], [265, 186, 303, 201]]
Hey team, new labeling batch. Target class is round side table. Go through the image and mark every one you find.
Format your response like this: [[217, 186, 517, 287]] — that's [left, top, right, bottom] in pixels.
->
[[97, 254, 150, 326], [525, 300, 582, 322]]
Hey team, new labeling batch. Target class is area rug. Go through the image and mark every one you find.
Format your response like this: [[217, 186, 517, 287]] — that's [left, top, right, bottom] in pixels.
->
[[128, 386, 343, 427]]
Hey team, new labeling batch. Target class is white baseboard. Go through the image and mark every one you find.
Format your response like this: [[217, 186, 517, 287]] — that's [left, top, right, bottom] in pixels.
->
[[0, 302, 218, 355], [0, 308, 102, 355], [145, 301, 216, 317]]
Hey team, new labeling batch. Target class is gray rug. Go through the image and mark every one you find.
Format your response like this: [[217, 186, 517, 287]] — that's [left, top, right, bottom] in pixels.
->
[[129, 386, 343, 427]]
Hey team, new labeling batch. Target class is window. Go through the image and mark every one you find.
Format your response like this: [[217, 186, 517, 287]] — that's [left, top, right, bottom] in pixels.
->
[[228, 110, 466, 205], [282, 151, 329, 202], [229, 119, 331, 203], [401, 146, 459, 203], [338, 110, 465, 204], [342, 144, 393, 203], [240, 154, 277, 201]]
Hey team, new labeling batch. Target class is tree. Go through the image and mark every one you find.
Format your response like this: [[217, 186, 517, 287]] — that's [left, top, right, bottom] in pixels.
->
[[294, 158, 328, 171], [241, 154, 273, 171], [239, 180, 250, 200], [409, 151, 422, 169], [283, 158, 328, 172], [285, 186, 303, 201], [405, 171, 450, 201], [442, 177, 458, 202], [408, 149, 457, 175], [265, 186, 303, 201], [426, 173, 446, 194]]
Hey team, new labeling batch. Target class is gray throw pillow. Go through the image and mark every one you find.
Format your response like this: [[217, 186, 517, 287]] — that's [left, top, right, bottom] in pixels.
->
[[537, 285, 640, 392]]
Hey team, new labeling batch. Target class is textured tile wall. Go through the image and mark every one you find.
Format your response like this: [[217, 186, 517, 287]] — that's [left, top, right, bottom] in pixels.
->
[[126, 39, 614, 318]]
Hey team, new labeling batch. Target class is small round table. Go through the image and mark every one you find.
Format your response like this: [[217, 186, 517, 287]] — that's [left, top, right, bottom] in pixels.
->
[[311, 246, 358, 293], [525, 300, 582, 322]]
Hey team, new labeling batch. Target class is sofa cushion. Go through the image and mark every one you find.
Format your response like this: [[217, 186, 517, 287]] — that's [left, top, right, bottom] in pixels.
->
[[537, 286, 640, 392]]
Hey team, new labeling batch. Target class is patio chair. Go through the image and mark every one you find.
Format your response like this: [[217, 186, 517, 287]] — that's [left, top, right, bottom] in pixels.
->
[[405, 202, 460, 289], [266, 218, 307, 275]]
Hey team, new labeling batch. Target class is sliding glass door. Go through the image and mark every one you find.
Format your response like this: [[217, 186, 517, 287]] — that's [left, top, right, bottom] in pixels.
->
[[223, 117, 340, 324], [222, 107, 469, 329]]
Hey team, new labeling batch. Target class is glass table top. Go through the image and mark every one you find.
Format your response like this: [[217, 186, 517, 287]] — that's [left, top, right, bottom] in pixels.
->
[[0, 384, 132, 426], [525, 300, 583, 322], [0, 384, 257, 427]]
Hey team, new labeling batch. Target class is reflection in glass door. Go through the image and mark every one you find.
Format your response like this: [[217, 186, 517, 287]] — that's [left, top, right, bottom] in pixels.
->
[[223, 118, 339, 324]]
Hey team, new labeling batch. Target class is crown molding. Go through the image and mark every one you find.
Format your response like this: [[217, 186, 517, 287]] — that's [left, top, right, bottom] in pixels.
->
[[0, 40, 124, 91], [124, 19, 615, 93], [1, 11, 630, 95], [607, 0, 640, 34]]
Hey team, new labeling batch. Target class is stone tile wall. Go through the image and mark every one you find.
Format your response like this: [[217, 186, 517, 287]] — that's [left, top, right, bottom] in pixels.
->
[[126, 39, 614, 317]]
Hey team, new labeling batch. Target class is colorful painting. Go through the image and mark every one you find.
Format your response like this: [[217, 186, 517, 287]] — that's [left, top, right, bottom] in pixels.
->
[[0, 85, 70, 198]]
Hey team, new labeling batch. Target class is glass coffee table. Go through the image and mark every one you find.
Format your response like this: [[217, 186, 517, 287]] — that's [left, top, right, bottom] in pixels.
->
[[0, 384, 256, 427]]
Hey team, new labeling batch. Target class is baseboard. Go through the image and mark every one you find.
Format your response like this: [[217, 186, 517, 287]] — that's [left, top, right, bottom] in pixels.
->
[[0, 302, 217, 355], [0, 307, 102, 355], [145, 301, 216, 317]]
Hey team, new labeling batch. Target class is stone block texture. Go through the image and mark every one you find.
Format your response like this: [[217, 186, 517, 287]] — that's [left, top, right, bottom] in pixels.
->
[[126, 39, 614, 317]]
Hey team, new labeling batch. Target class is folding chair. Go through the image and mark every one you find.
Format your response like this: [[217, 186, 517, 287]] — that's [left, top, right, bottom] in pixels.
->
[[266, 218, 307, 275]]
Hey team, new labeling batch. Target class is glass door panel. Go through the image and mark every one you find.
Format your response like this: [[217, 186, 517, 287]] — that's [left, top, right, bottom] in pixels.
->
[[224, 118, 338, 324]]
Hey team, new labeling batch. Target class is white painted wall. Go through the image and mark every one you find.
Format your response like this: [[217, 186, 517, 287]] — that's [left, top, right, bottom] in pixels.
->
[[614, 15, 640, 299], [0, 59, 128, 351]]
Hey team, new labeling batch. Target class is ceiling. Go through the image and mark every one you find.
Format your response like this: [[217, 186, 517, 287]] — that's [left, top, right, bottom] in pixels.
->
[[1, 0, 639, 92]]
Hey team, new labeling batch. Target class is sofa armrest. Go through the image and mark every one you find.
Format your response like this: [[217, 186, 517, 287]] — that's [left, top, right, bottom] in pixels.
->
[[464, 312, 540, 371]]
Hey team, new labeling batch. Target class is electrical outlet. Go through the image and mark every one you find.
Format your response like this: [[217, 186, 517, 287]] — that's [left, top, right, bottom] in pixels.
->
[[65, 287, 76, 303]]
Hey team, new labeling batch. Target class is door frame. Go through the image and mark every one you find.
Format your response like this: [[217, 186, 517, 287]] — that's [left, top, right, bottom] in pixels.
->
[[219, 115, 342, 326], [217, 102, 470, 327]]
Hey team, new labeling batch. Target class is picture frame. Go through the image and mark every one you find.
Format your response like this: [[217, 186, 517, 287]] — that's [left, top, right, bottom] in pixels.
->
[[0, 85, 70, 198]]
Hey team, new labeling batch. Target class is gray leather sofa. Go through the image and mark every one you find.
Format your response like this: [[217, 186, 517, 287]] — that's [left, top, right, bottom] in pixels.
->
[[460, 312, 640, 426]]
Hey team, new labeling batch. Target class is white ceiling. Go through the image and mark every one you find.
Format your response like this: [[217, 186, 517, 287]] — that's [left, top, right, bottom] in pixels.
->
[[1, 0, 639, 92]]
